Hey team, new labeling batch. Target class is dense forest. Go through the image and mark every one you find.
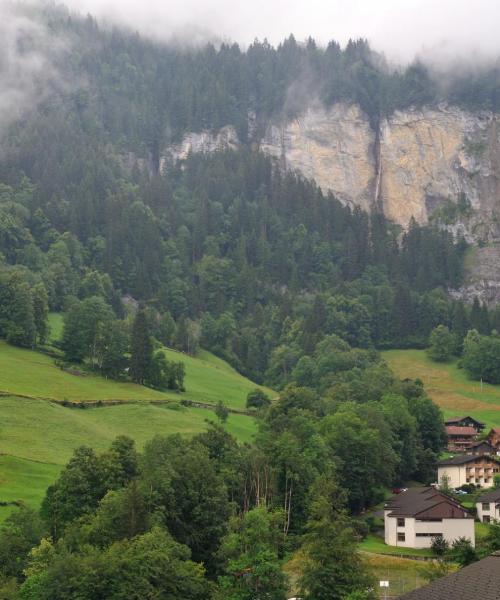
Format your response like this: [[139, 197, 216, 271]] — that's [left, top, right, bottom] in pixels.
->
[[2, 3, 500, 598], [6, 4, 500, 388]]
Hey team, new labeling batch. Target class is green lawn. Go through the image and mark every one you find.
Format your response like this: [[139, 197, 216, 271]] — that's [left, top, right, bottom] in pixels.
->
[[0, 330, 268, 520], [0, 456, 61, 523], [0, 396, 257, 522], [48, 312, 64, 342], [383, 349, 500, 428], [0, 340, 169, 402], [0, 338, 270, 409], [158, 345, 273, 409], [359, 534, 433, 557], [0, 396, 257, 465]]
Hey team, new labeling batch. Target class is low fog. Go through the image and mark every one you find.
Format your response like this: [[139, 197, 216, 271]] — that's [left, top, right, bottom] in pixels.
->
[[59, 0, 500, 65], [0, 0, 499, 139], [0, 1, 70, 137]]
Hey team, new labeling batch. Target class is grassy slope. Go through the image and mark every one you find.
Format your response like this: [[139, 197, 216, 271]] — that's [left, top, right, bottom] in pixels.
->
[[0, 396, 257, 466], [158, 345, 274, 408], [0, 397, 256, 522], [0, 339, 270, 409], [0, 340, 169, 402], [0, 318, 268, 520], [383, 349, 500, 428]]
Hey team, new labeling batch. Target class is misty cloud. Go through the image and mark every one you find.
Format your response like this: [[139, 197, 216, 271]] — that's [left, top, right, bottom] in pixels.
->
[[60, 0, 500, 64], [0, 1, 70, 137]]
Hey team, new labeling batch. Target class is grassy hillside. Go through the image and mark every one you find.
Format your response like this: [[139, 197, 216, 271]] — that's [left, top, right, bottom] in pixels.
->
[[383, 349, 500, 428], [0, 340, 169, 402], [0, 396, 257, 466], [0, 338, 271, 409], [0, 323, 270, 521], [0, 396, 257, 522]]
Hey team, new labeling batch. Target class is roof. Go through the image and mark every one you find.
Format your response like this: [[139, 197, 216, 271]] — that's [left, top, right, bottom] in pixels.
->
[[477, 489, 500, 503], [489, 428, 500, 434], [438, 455, 481, 466], [445, 426, 477, 437], [445, 416, 485, 427], [385, 487, 471, 519], [469, 440, 494, 448], [399, 552, 500, 600]]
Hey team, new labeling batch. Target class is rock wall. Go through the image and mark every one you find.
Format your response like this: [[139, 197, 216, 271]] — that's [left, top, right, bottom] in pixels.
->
[[260, 104, 500, 237], [162, 102, 500, 239], [159, 103, 500, 301]]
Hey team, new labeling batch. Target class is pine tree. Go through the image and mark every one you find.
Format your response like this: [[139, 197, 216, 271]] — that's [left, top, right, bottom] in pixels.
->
[[130, 309, 153, 385], [32, 283, 50, 345]]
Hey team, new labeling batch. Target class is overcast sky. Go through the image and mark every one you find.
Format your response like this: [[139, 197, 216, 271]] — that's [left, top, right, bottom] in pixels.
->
[[59, 0, 500, 64]]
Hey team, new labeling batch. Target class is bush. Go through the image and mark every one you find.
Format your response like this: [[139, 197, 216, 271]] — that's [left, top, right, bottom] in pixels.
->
[[246, 389, 271, 410]]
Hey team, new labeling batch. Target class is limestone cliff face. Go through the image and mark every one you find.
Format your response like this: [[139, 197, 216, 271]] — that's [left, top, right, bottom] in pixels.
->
[[260, 104, 376, 212], [163, 103, 500, 240], [260, 104, 500, 237]]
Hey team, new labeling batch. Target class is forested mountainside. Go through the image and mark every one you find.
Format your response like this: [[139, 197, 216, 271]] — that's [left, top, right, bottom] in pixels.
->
[[2, 3, 498, 385]]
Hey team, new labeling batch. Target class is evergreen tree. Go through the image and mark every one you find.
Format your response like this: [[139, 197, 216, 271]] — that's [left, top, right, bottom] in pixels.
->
[[32, 283, 50, 345], [130, 309, 153, 385]]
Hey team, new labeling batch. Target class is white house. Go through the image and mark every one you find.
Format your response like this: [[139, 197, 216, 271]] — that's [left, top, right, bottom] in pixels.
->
[[438, 454, 500, 489], [476, 489, 500, 523], [384, 487, 475, 549]]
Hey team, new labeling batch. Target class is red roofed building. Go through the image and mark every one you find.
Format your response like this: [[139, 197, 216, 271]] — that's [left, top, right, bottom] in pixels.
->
[[445, 426, 478, 452]]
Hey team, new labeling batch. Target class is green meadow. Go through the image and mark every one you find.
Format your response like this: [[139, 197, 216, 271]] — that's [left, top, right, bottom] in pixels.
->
[[0, 338, 270, 409], [383, 349, 500, 428], [0, 318, 268, 520]]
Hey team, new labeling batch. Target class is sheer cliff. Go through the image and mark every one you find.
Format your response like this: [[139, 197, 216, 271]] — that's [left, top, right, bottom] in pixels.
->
[[165, 103, 500, 243]]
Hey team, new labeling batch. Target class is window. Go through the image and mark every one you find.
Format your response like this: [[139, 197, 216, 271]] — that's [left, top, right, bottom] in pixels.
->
[[484, 516, 491, 523], [416, 533, 443, 537], [397, 533, 405, 542], [482, 503, 490, 511], [397, 518, 405, 527]]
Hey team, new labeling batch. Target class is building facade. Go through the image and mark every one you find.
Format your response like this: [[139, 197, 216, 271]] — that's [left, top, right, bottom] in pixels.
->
[[476, 489, 500, 523], [384, 487, 474, 549], [438, 454, 500, 488]]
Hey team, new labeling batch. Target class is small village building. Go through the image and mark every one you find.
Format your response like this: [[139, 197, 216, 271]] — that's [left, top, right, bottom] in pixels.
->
[[465, 440, 495, 456], [438, 454, 500, 488], [399, 551, 500, 600], [444, 416, 485, 433], [445, 425, 478, 452], [476, 489, 500, 523], [487, 427, 500, 453], [384, 487, 474, 549]]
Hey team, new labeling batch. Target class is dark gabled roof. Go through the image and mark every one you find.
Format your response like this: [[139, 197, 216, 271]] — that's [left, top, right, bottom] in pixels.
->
[[399, 552, 500, 600], [385, 487, 471, 519], [438, 454, 495, 466], [469, 440, 494, 449], [477, 489, 500, 503], [445, 416, 485, 427]]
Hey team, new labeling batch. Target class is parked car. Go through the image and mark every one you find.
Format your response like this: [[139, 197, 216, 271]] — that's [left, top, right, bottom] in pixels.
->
[[391, 487, 408, 494]]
